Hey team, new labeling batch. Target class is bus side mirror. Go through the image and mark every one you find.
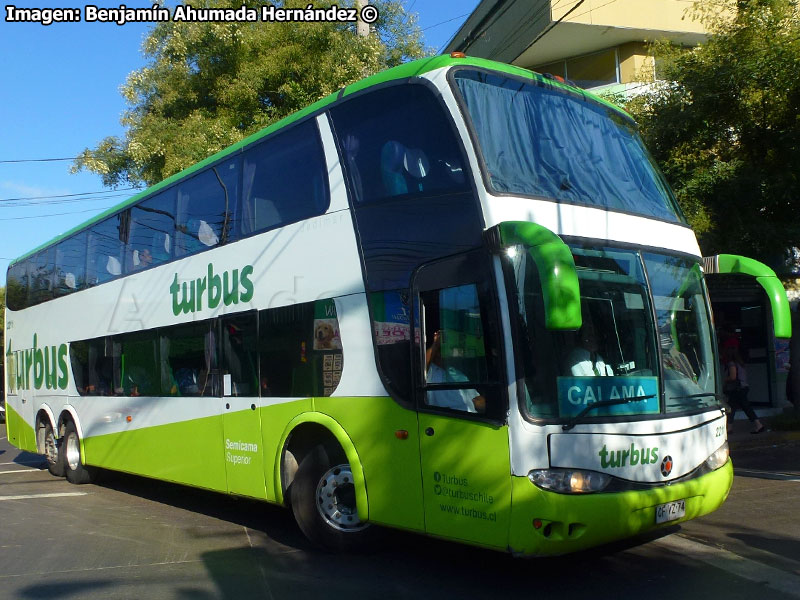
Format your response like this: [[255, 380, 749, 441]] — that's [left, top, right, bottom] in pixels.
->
[[703, 254, 792, 339], [490, 221, 582, 330]]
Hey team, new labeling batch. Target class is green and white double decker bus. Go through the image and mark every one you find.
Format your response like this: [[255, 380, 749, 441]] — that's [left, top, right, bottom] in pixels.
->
[[4, 55, 791, 556]]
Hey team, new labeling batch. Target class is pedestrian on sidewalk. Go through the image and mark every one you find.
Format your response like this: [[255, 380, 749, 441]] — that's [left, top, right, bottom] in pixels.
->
[[723, 345, 765, 434]]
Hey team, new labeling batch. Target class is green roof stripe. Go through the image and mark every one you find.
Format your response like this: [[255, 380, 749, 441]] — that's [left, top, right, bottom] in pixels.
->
[[10, 54, 629, 265]]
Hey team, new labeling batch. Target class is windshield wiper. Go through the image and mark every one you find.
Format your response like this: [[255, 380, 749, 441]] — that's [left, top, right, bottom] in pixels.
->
[[668, 393, 721, 400], [561, 395, 656, 431]]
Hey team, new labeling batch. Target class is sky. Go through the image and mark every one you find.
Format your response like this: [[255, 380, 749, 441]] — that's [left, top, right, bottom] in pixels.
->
[[0, 0, 480, 285]]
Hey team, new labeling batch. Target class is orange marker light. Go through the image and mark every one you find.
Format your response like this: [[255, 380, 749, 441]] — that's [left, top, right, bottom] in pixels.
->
[[533, 519, 543, 529], [450, 51, 466, 59], [395, 430, 409, 440], [126, 416, 132, 423]]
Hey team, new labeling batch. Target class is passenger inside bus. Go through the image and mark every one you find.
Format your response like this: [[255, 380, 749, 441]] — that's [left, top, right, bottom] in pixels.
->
[[566, 319, 614, 376], [425, 329, 486, 413]]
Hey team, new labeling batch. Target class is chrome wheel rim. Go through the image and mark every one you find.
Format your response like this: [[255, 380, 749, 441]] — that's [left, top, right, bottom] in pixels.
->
[[315, 464, 369, 532], [65, 433, 81, 471]]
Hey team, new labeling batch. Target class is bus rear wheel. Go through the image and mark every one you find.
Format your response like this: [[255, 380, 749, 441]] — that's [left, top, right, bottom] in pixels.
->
[[63, 422, 97, 485], [40, 421, 65, 477], [291, 444, 372, 551]]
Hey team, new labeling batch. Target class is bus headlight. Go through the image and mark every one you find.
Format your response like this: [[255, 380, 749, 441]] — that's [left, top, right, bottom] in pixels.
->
[[528, 469, 612, 494], [704, 442, 729, 471]]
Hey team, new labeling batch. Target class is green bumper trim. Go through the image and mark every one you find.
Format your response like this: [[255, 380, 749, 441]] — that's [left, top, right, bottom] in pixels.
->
[[708, 254, 792, 339], [508, 459, 733, 556], [494, 221, 581, 330]]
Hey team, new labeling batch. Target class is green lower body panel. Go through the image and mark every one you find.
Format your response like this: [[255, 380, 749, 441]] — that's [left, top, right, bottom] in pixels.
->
[[84, 414, 229, 492], [4, 402, 36, 452], [508, 459, 734, 556]]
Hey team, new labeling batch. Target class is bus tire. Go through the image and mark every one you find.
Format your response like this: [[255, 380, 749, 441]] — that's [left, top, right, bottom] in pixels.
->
[[42, 422, 65, 477], [291, 444, 373, 552], [63, 421, 97, 485]]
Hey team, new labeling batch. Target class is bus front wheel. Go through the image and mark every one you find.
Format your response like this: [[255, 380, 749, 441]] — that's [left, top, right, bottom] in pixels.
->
[[63, 422, 97, 485], [291, 444, 372, 551]]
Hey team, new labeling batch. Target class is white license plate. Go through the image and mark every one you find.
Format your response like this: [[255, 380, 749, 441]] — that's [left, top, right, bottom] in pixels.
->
[[655, 499, 686, 524]]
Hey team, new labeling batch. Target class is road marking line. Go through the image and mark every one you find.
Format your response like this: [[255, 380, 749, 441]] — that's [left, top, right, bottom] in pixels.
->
[[652, 534, 800, 598], [735, 468, 800, 482], [0, 469, 42, 475], [0, 461, 45, 466], [0, 492, 88, 501]]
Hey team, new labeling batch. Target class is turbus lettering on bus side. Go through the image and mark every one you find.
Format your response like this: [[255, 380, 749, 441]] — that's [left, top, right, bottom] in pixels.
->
[[5, 334, 69, 392], [170, 263, 254, 315]]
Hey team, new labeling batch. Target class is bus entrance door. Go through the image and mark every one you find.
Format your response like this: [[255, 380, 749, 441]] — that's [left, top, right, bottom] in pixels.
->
[[414, 253, 512, 550], [417, 413, 512, 549]]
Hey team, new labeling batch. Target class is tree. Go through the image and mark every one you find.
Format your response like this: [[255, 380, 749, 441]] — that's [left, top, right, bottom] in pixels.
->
[[624, 0, 800, 263], [73, 0, 427, 188]]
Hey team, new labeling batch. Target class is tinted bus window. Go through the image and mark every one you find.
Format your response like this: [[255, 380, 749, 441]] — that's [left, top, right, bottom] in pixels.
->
[[28, 248, 55, 306], [6, 261, 28, 311], [129, 189, 175, 271], [160, 321, 218, 396], [239, 120, 329, 238], [87, 212, 127, 286], [258, 299, 342, 397], [176, 158, 238, 256], [55, 231, 87, 297], [330, 84, 470, 204]]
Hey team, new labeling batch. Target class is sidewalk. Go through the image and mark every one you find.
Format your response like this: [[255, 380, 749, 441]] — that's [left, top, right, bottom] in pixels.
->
[[726, 412, 800, 474]]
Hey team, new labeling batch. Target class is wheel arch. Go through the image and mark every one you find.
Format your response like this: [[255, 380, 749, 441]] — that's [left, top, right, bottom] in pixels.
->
[[57, 406, 84, 440], [275, 412, 368, 522], [34, 405, 57, 453]]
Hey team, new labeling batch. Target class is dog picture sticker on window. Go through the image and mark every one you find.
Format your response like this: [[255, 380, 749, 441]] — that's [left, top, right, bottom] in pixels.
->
[[313, 300, 341, 351]]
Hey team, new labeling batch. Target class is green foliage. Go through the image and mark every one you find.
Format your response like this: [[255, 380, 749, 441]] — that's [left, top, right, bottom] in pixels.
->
[[73, 0, 428, 188], [624, 0, 800, 262]]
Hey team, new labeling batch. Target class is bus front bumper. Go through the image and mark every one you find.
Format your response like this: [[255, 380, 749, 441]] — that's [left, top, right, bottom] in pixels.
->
[[507, 459, 734, 556]]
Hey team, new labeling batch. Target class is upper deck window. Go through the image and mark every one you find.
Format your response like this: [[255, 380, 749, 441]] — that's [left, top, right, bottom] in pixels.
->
[[451, 69, 683, 223]]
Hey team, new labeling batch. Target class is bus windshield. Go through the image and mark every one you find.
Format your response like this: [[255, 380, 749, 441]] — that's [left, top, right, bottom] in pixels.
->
[[452, 69, 683, 223], [505, 245, 719, 422]]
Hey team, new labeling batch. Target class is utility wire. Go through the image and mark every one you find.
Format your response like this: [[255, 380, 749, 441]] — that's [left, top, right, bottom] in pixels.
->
[[522, 0, 587, 53], [0, 206, 115, 221], [0, 188, 137, 203], [422, 12, 472, 32], [0, 157, 79, 164]]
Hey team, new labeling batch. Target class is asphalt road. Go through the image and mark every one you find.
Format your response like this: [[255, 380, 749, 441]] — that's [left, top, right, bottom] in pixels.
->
[[1, 427, 799, 600]]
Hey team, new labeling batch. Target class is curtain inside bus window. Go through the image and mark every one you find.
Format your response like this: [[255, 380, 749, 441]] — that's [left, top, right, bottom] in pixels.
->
[[129, 189, 176, 270], [239, 120, 329, 239], [452, 70, 682, 222], [54, 231, 87, 296]]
